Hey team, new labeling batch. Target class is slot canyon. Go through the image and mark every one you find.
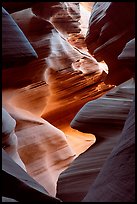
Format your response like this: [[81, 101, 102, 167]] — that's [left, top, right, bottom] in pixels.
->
[[2, 2, 135, 202]]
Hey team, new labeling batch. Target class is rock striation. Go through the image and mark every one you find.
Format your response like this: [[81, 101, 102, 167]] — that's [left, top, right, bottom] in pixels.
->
[[57, 78, 135, 202], [2, 2, 135, 202]]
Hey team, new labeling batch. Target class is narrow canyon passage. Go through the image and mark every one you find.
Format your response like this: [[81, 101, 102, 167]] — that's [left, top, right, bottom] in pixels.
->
[[2, 2, 135, 200]]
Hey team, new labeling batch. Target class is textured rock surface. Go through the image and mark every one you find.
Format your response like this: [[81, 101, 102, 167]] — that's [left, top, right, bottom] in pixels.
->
[[118, 38, 135, 76], [2, 4, 112, 197], [2, 2, 135, 202], [56, 79, 135, 202], [82, 97, 135, 202], [56, 3, 135, 201], [85, 2, 135, 85], [2, 149, 61, 202], [2, 197, 18, 202], [2, 7, 38, 67], [118, 38, 135, 60], [2, 108, 26, 171]]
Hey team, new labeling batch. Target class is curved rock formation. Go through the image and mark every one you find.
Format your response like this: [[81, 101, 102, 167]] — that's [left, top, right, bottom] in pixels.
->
[[85, 2, 135, 85], [57, 2, 135, 202], [2, 7, 38, 68], [2, 2, 135, 202], [2, 108, 26, 171], [2, 4, 108, 197], [2, 149, 61, 202], [57, 78, 135, 202], [82, 98, 135, 202]]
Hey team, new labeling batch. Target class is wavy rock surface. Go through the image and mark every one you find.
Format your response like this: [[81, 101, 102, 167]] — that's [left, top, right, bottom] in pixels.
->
[[57, 78, 135, 202], [2, 4, 113, 197], [85, 2, 135, 85], [2, 2, 135, 201]]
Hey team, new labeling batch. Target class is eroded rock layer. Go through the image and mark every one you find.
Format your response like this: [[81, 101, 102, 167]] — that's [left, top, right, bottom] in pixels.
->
[[2, 2, 135, 202], [2, 3, 112, 196]]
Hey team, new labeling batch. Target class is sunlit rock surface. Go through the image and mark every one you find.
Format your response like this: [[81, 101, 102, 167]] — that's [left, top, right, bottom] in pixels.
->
[[2, 2, 135, 202], [56, 2, 135, 202], [57, 78, 135, 201], [2, 149, 61, 202], [2, 3, 112, 196]]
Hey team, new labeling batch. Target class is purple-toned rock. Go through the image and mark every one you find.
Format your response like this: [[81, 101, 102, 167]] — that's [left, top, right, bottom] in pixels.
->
[[82, 97, 135, 202], [2, 108, 26, 171], [57, 78, 135, 202], [85, 2, 135, 85], [2, 7, 38, 68]]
